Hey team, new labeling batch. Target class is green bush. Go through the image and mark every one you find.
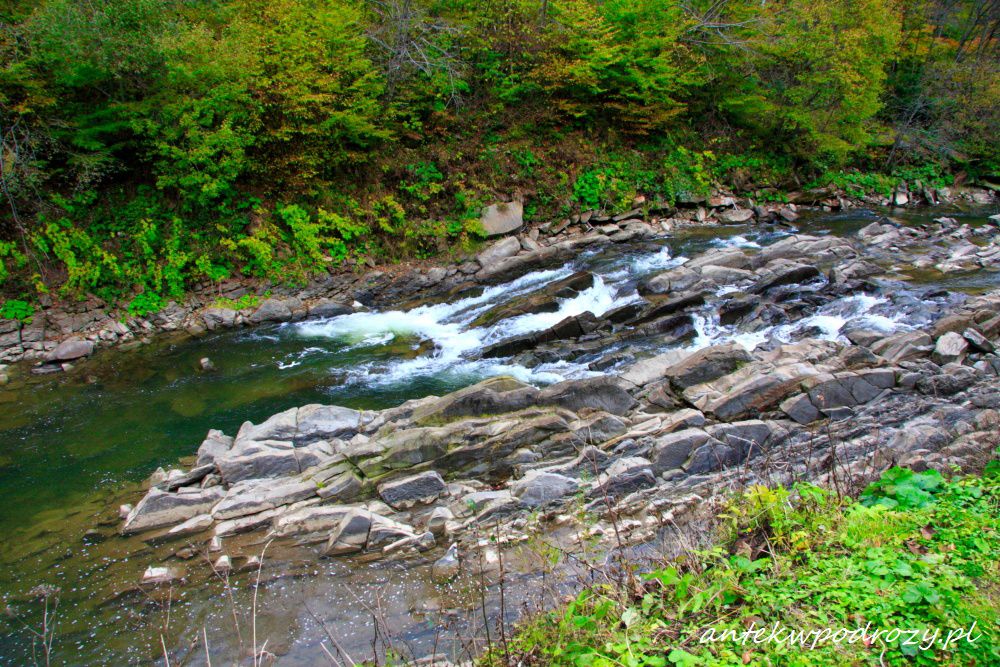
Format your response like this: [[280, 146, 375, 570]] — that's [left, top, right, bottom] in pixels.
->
[[0, 299, 34, 323]]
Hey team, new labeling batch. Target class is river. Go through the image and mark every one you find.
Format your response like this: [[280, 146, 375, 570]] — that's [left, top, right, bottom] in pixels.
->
[[0, 205, 996, 664]]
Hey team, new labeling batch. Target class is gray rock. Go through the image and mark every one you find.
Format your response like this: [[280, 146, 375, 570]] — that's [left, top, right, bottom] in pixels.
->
[[325, 509, 375, 555], [659, 408, 707, 432], [593, 457, 655, 496], [296, 404, 363, 443], [684, 441, 740, 474], [212, 478, 317, 520], [871, 332, 933, 363], [201, 308, 238, 330], [511, 471, 579, 506], [410, 376, 537, 424], [122, 486, 226, 534], [538, 376, 637, 416], [248, 298, 296, 323], [166, 513, 214, 537], [717, 208, 754, 223], [316, 470, 363, 501], [425, 507, 454, 536], [933, 332, 968, 364], [307, 299, 353, 319], [699, 265, 754, 286], [651, 428, 714, 473], [639, 266, 701, 296], [272, 505, 354, 541], [48, 337, 94, 361], [963, 328, 995, 353], [196, 430, 234, 466], [780, 393, 820, 424], [378, 470, 447, 509], [432, 543, 460, 582], [216, 446, 302, 483], [888, 425, 951, 453], [664, 343, 752, 390], [706, 420, 772, 456], [158, 463, 216, 492], [752, 261, 820, 293], [480, 201, 524, 237], [477, 236, 522, 266]]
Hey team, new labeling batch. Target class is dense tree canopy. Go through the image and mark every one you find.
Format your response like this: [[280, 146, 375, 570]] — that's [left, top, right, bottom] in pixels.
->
[[0, 0, 997, 310]]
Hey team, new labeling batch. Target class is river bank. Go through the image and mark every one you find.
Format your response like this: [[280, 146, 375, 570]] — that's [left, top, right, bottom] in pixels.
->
[[1, 200, 999, 664], [2, 185, 996, 376]]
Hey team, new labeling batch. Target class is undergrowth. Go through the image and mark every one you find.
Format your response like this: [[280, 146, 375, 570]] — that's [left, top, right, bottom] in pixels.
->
[[484, 463, 1000, 666]]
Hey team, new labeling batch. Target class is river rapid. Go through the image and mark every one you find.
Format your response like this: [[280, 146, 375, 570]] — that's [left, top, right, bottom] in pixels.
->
[[0, 205, 997, 665]]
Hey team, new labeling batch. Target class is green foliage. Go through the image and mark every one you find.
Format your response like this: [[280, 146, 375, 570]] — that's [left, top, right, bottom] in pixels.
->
[[0, 241, 28, 284], [126, 290, 164, 317], [0, 298, 33, 322], [488, 466, 1000, 667], [861, 467, 946, 510], [1, 0, 997, 305], [211, 293, 260, 311]]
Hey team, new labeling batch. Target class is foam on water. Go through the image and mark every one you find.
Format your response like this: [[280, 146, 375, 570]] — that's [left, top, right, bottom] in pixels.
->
[[691, 293, 910, 352], [712, 234, 761, 249], [284, 240, 924, 389], [288, 262, 635, 386]]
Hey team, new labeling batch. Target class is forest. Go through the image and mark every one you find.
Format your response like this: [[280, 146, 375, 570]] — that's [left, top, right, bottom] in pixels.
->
[[1, 0, 998, 316]]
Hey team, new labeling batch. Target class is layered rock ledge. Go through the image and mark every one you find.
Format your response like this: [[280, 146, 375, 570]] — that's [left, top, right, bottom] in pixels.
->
[[116, 217, 1000, 580]]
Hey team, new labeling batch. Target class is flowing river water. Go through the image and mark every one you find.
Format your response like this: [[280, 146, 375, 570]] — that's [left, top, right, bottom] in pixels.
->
[[0, 206, 997, 664]]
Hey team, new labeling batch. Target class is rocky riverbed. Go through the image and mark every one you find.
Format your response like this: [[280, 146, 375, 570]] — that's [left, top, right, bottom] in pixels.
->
[[1, 201, 999, 664], [125, 211, 1000, 659]]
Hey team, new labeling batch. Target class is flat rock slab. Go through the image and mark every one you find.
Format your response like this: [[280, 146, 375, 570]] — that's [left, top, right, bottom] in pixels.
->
[[378, 470, 447, 509]]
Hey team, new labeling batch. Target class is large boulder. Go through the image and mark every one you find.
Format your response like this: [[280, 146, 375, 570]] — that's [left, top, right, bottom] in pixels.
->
[[650, 428, 715, 473], [870, 332, 933, 363], [663, 343, 752, 390], [477, 236, 522, 267], [751, 260, 821, 293], [932, 332, 969, 364], [216, 442, 302, 483], [307, 299, 353, 319], [378, 470, 447, 509], [638, 266, 701, 296], [235, 405, 362, 447], [48, 337, 94, 361], [538, 376, 637, 416], [480, 201, 524, 237], [411, 376, 538, 424], [705, 420, 773, 457], [511, 470, 579, 506], [755, 235, 856, 266], [271, 505, 354, 541], [592, 457, 656, 496], [683, 361, 822, 421], [325, 509, 416, 555], [621, 349, 693, 386], [480, 312, 604, 358], [196, 429, 234, 466], [122, 486, 226, 534], [295, 404, 364, 443], [248, 298, 300, 324]]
